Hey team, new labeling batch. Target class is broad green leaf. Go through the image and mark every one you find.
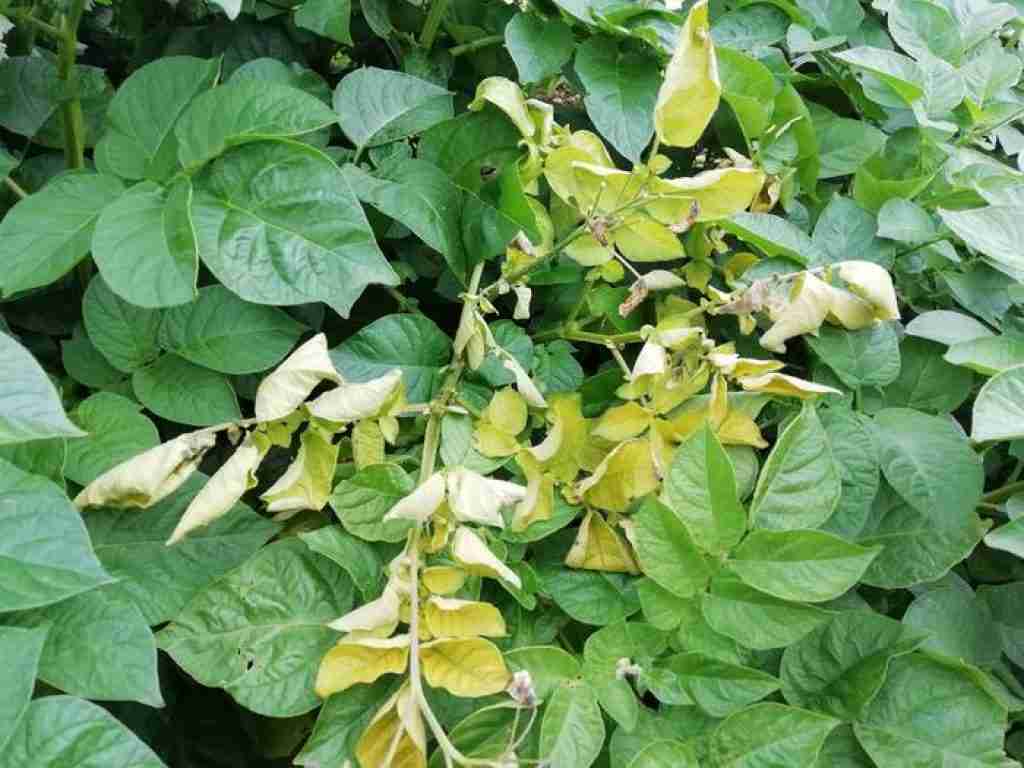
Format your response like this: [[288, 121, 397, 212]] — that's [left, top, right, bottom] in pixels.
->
[[628, 741, 698, 768], [662, 652, 780, 717], [539, 682, 605, 768], [978, 583, 1024, 669], [876, 198, 938, 244], [330, 314, 451, 403], [0, 332, 84, 445], [662, 423, 746, 553], [504, 13, 574, 84], [962, 39, 1022, 107], [539, 565, 640, 626], [813, 109, 887, 180], [64, 392, 159, 486], [888, 0, 962, 64], [0, 695, 168, 768], [0, 438, 66, 487], [729, 529, 880, 603], [300, 525, 385, 600], [973, 365, 1024, 442], [630, 496, 712, 599], [61, 325, 128, 391], [295, 679, 394, 767], [82, 277, 162, 373], [506, 646, 581, 700], [229, 58, 331, 103], [158, 538, 353, 717], [945, 336, 1024, 375], [333, 67, 452, 152], [771, 83, 819, 194], [191, 141, 397, 318], [655, 0, 720, 148], [780, 611, 926, 720], [575, 35, 659, 163], [83, 473, 278, 624], [418, 109, 522, 192], [0, 172, 126, 296], [905, 310, 994, 346], [329, 463, 416, 542], [91, 179, 198, 308], [717, 47, 779, 141], [807, 323, 901, 389], [0, 458, 112, 611], [855, 653, 1011, 768], [720, 212, 821, 265], [8, 589, 162, 706], [295, 0, 352, 44], [158, 285, 305, 374], [853, 132, 942, 214], [0, 56, 61, 138], [882, 337, 973, 414], [834, 47, 925, 106], [751, 405, 840, 531], [984, 517, 1024, 559], [819, 409, 878, 539], [132, 354, 240, 427], [610, 705, 717, 767], [811, 196, 894, 268], [0, 626, 48, 753], [709, 702, 839, 768], [175, 81, 337, 169], [939, 206, 1024, 280], [94, 56, 220, 182], [903, 585, 1001, 667]]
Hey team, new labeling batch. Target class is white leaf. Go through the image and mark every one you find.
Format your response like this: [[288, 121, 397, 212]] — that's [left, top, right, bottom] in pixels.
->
[[383, 471, 447, 524], [451, 526, 522, 589], [307, 369, 402, 422], [255, 334, 341, 422], [446, 467, 526, 528]]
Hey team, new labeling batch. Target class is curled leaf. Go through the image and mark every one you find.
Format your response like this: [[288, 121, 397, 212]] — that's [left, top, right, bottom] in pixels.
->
[[355, 684, 426, 768], [649, 167, 765, 223], [446, 467, 526, 528], [759, 273, 833, 353], [837, 261, 900, 321], [422, 566, 467, 595], [469, 77, 535, 139], [451, 526, 522, 589], [565, 510, 640, 574], [503, 356, 547, 408], [577, 439, 659, 513], [255, 334, 341, 422], [512, 451, 556, 532], [384, 471, 447, 524], [328, 586, 402, 636], [738, 373, 841, 399], [260, 425, 338, 516], [306, 369, 403, 422]]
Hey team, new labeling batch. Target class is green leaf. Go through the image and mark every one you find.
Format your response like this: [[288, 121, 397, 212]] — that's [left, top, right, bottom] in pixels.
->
[[0, 332, 84, 445], [295, 679, 394, 767], [903, 585, 1001, 667], [91, 179, 198, 308], [811, 196, 894, 268], [873, 408, 984, 533], [539, 682, 605, 768], [780, 611, 926, 720], [0, 458, 112, 610], [8, 589, 163, 707], [583, 621, 667, 730], [709, 702, 839, 768], [506, 646, 581, 700], [854, 653, 1011, 768], [882, 337, 973, 414], [330, 314, 451, 403], [94, 56, 220, 182], [945, 336, 1024, 375], [158, 285, 305, 374], [631, 497, 711, 599], [0, 626, 48, 752], [0, 172, 126, 297], [973, 365, 1024, 442], [333, 67, 453, 152], [0, 438, 66, 487], [627, 741, 698, 768], [505, 13, 574, 84], [834, 47, 925, 106], [132, 354, 240, 427], [61, 324, 128, 391], [329, 463, 416, 543], [720, 212, 822, 266], [905, 310, 994, 346], [977, 583, 1024, 669], [0, 695, 168, 768], [888, 0, 962, 64], [610, 705, 716, 767], [300, 525, 385, 600], [0, 56, 60, 138], [751, 405, 840, 531], [662, 422, 746, 553], [729, 529, 880, 603], [575, 36, 659, 163], [295, 0, 352, 44], [876, 198, 938, 244], [83, 473, 278, 624], [819, 409, 879, 539], [82, 277, 163, 373], [939, 206, 1024, 281], [533, 340, 584, 395], [813, 109, 887, 180], [718, 47, 779, 141], [984, 517, 1024, 559], [418, 109, 522, 192], [662, 652, 780, 717], [539, 566, 640, 625], [158, 538, 353, 717], [229, 59, 331, 103], [64, 392, 159, 486], [175, 81, 337, 170], [191, 141, 397, 318], [807, 323, 901, 389], [701, 573, 831, 651]]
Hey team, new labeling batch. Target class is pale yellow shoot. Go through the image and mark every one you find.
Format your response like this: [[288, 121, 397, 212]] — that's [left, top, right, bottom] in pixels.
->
[[632, 339, 668, 380], [738, 372, 842, 399], [328, 586, 402, 636], [306, 369, 403, 422], [717, 410, 769, 448], [592, 401, 652, 442], [759, 272, 833, 353], [707, 352, 784, 378], [255, 334, 341, 422], [446, 467, 526, 528], [166, 432, 269, 545], [420, 637, 511, 697], [384, 471, 446, 524], [578, 438, 659, 513], [469, 77, 535, 139], [74, 429, 217, 510], [565, 510, 641, 574], [565, 233, 615, 267], [655, 0, 720, 148], [837, 261, 900, 321], [424, 596, 507, 638], [260, 425, 338, 516], [451, 526, 522, 589], [355, 684, 426, 768], [314, 634, 410, 698]]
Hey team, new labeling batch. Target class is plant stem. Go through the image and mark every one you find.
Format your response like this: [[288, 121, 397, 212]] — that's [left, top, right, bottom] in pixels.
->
[[449, 34, 503, 57], [57, 0, 87, 170], [5, 7, 62, 38], [982, 480, 1024, 505], [419, 0, 450, 50], [387, 286, 424, 316], [4, 177, 27, 199]]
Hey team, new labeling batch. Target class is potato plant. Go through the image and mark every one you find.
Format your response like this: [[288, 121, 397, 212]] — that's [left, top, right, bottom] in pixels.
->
[[4, 0, 1024, 766]]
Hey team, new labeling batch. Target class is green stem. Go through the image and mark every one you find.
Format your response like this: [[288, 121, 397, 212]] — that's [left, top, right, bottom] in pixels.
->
[[5, 7, 62, 38], [4, 177, 27, 199], [57, 0, 87, 170], [982, 480, 1024, 505], [386, 286, 424, 316], [449, 34, 503, 57], [535, 327, 645, 345], [419, 0, 450, 50]]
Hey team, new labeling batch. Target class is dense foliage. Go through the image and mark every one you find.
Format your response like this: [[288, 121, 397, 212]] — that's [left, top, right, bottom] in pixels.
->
[[5, 0, 1024, 766]]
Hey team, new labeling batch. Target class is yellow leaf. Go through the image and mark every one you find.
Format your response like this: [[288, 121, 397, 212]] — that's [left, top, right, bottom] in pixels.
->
[[384, 471, 447, 525], [451, 526, 522, 589], [837, 261, 900, 320], [352, 418, 386, 469], [565, 233, 615, 266], [592, 402, 652, 442], [578, 439, 659, 513], [565, 510, 640, 574], [328, 586, 402, 636], [446, 467, 526, 528], [760, 272, 833, 353], [355, 684, 426, 768], [614, 216, 685, 262], [424, 596, 507, 638], [738, 372, 842, 400], [420, 637, 511, 697], [707, 353, 785, 378], [167, 432, 269, 545], [655, 0, 720, 148], [485, 388, 529, 435], [648, 167, 765, 223], [709, 373, 728, 428], [544, 131, 613, 204], [474, 422, 521, 458], [315, 635, 410, 698], [469, 77, 535, 139], [74, 429, 217, 510], [307, 369, 403, 422], [422, 566, 467, 595], [827, 287, 877, 330], [571, 162, 642, 214], [532, 394, 589, 483], [648, 363, 710, 414], [717, 410, 769, 448], [255, 334, 341, 422], [260, 425, 338, 516]]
